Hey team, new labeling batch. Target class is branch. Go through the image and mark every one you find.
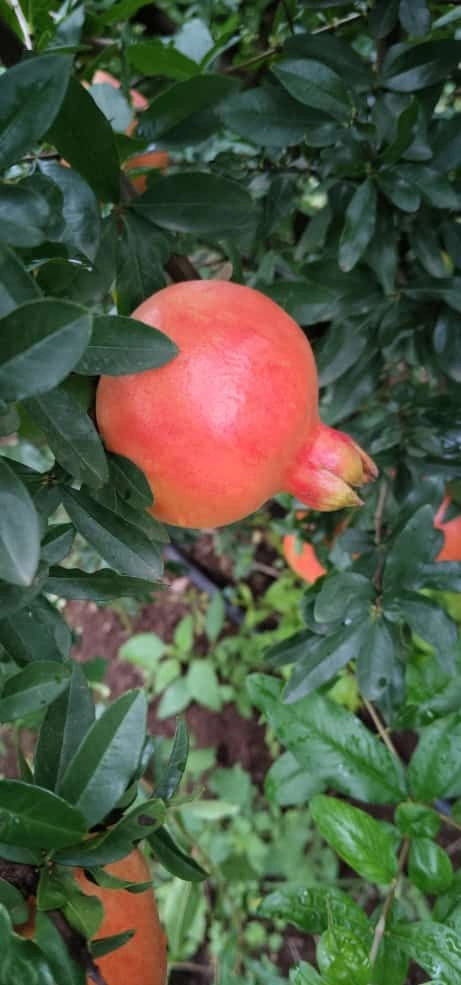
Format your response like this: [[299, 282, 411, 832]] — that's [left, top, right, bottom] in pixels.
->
[[363, 698, 399, 759], [369, 839, 409, 967]]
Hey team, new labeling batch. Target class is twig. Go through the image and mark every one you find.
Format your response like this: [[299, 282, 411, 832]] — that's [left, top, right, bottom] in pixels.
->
[[447, 835, 461, 856], [369, 839, 409, 967], [438, 811, 461, 835], [374, 479, 389, 546], [363, 697, 399, 759], [313, 13, 363, 35], [6, 0, 32, 49], [223, 46, 280, 74], [281, 0, 295, 35]]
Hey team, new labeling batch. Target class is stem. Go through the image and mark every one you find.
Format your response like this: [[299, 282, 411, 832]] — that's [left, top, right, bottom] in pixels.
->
[[369, 839, 409, 967], [374, 479, 389, 546], [223, 46, 280, 74], [6, 0, 32, 49], [313, 13, 363, 35], [438, 811, 461, 834], [363, 697, 399, 759]]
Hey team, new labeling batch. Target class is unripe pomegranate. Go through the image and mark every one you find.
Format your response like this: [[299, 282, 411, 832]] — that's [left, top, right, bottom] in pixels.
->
[[96, 281, 377, 528]]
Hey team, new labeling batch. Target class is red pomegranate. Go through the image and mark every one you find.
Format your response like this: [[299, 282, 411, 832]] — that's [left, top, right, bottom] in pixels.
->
[[96, 281, 377, 528]]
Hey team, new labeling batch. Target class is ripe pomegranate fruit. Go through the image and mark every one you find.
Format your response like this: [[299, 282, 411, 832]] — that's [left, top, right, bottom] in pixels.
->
[[96, 281, 377, 528], [16, 850, 167, 985], [283, 512, 326, 583], [124, 150, 169, 193], [435, 496, 461, 561]]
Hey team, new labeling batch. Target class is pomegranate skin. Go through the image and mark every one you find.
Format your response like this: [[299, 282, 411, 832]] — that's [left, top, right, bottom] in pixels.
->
[[96, 281, 376, 528]]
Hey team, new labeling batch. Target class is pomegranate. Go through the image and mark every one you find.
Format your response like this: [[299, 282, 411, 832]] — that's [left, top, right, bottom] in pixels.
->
[[435, 496, 461, 561], [96, 281, 377, 528]]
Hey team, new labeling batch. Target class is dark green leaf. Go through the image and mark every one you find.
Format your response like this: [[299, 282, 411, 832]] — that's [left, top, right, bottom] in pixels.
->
[[39, 161, 100, 263], [378, 169, 420, 212], [0, 563, 48, 619], [55, 798, 165, 867], [35, 911, 85, 985], [26, 386, 108, 489], [61, 488, 162, 581], [0, 245, 40, 317], [48, 77, 121, 202], [108, 454, 153, 510], [0, 597, 71, 665], [0, 780, 86, 848], [154, 718, 189, 801], [75, 314, 178, 376], [380, 99, 419, 165], [282, 32, 371, 88], [138, 74, 237, 144], [339, 180, 377, 273], [283, 622, 369, 704], [398, 592, 458, 665], [0, 300, 92, 402], [272, 56, 352, 123], [357, 619, 397, 702], [0, 661, 71, 721], [148, 825, 207, 881], [433, 309, 461, 383], [400, 165, 458, 210], [132, 172, 254, 237], [116, 212, 168, 315], [0, 176, 63, 248], [310, 795, 398, 885], [0, 457, 40, 586], [44, 567, 155, 601], [41, 524, 74, 566], [0, 878, 28, 924], [35, 664, 95, 792], [409, 838, 453, 894], [57, 689, 147, 826], [248, 675, 407, 803], [382, 41, 461, 92], [0, 54, 72, 171], [126, 40, 199, 80], [383, 505, 442, 595], [314, 573, 374, 622], [220, 85, 339, 148], [399, 0, 431, 37], [408, 712, 461, 801], [369, 0, 399, 39]]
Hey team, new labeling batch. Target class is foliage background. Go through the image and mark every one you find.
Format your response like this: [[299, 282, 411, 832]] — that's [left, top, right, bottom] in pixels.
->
[[0, 0, 461, 983]]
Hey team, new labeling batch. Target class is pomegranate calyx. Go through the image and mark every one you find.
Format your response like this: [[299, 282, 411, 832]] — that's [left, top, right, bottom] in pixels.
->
[[284, 422, 378, 512]]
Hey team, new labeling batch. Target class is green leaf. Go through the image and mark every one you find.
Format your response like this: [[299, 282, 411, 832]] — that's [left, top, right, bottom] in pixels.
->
[[91, 930, 135, 959], [400, 165, 458, 210], [282, 32, 371, 88], [0, 878, 28, 924], [378, 169, 420, 212], [61, 487, 162, 581], [260, 884, 370, 935], [0, 661, 71, 722], [157, 678, 190, 719], [383, 505, 442, 595], [380, 99, 419, 166], [0, 176, 63, 248], [132, 172, 254, 237], [148, 825, 207, 881], [116, 212, 168, 315], [41, 524, 74, 566], [137, 74, 237, 144], [314, 573, 374, 622], [408, 712, 461, 801], [39, 161, 100, 263], [398, 592, 458, 664], [0, 563, 48, 619], [75, 314, 178, 375], [187, 660, 222, 711], [395, 803, 441, 838], [369, 0, 399, 39], [154, 718, 189, 801], [55, 798, 165, 867], [338, 180, 377, 273], [0, 457, 40, 586], [0, 54, 72, 171], [382, 41, 461, 92], [357, 618, 397, 702], [0, 300, 92, 402], [205, 591, 225, 643], [310, 795, 398, 885], [57, 689, 147, 826], [248, 675, 407, 803], [48, 76, 121, 202], [35, 911, 86, 985], [0, 780, 86, 848], [409, 838, 453, 894], [399, 0, 431, 37], [26, 386, 108, 490], [44, 567, 155, 601], [0, 245, 40, 317], [119, 632, 166, 671], [433, 309, 461, 383], [126, 40, 199, 80], [219, 85, 339, 148], [265, 751, 324, 806], [389, 920, 461, 984], [283, 622, 369, 704], [35, 664, 95, 792], [108, 454, 153, 510], [273, 56, 352, 123]]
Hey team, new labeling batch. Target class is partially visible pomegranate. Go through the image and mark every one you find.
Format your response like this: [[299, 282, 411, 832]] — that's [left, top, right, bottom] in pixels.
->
[[435, 496, 461, 561], [96, 281, 377, 528]]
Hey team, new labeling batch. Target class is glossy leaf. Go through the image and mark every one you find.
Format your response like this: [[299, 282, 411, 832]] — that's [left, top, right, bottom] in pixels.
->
[[220, 85, 339, 148], [389, 920, 461, 984], [154, 718, 189, 801], [409, 838, 453, 894], [75, 314, 178, 375], [0, 53, 72, 171], [408, 712, 461, 801], [260, 884, 370, 935], [248, 675, 407, 803], [39, 161, 101, 263], [0, 245, 40, 317], [133, 172, 254, 237], [310, 795, 398, 885], [26, 386, 109, 490], [0, 780, 86, 848], [138, 74, 237, 144], [339, 180, 377, 273], [0, 661, 71, 722], [0, 457, 40, 586], [126, 40, 199, 80], [382, 40, 461, 91], [148, 825, 208, 882], [35, 664, 95, 791], [57, 689, 147, 826], [44, 567, 155, 601], [61, 488, 162, 581], [273, 56, 352, 123], [0, 300, 92, 402]]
